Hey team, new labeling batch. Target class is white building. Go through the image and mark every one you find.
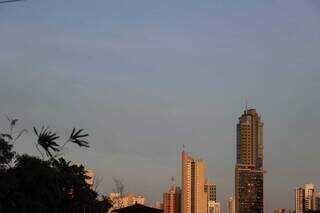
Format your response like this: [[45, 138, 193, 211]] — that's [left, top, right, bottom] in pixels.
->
[[208, 201, 220, 213], [109, 192, 145, 211]]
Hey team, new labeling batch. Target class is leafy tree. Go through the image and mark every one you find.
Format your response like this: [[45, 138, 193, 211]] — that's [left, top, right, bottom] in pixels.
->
[[0, 119, 111, 213]]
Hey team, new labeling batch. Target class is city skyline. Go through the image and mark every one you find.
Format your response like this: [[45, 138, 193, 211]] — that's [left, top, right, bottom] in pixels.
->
[[1, 1, 320, 212]]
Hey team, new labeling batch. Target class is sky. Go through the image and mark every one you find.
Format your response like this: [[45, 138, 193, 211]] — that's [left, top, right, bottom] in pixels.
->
[[1, 0, 320, 212]]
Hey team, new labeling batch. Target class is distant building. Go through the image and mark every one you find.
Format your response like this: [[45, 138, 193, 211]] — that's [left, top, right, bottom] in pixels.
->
[[209, 201, 220, 213], [305, 183, 316, 211], [313, 192, 320, 211], [85, 169, 94, 189], [181, 150, 206, 213], [205, 180, 217, 202], [228, 196, 235, 213], [235, 108, 264, 213], [294, 183, 320, 212], [153, 201, 163, 210], [163, 182, 181, 213], [109, 192, 145, 210], [295, 187, 304, 213], [205, 179, 218, 213]]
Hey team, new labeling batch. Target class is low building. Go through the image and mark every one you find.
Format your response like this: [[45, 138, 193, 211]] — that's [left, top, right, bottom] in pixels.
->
[[109, 192, 145, 211]]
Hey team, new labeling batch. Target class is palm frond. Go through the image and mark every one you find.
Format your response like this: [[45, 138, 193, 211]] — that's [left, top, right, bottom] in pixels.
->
[[33, 126, 61, 158], [69, 128, 89, 148]]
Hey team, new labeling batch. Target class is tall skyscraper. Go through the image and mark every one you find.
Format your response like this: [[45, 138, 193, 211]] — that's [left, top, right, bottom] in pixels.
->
[[235, 108, 264, 213], [295, 187, 304, 213], [163, 177, 181, 213], [181, 150, 206, 213], [228, 196, 236, 213]]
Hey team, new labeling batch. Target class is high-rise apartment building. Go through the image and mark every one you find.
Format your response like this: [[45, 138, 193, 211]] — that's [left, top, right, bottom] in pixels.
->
[[163, 179, 181, 213], [295, 183, 320, 212], [205, 179, 217, 213], [228, 196, 235, 213], [205, 180, 216, 202], [304, 183, 315, 211], [313, 191, 320, 211], [181, 150, 207, 213], [235, 108, 264, 213], [295, 187, 304, 213]]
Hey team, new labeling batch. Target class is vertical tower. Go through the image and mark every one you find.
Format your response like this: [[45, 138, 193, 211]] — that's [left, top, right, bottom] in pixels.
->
[[295, 187, 304, 213], [182, 150, 206, 213], [235, 108, 264, 213], [304, 183, 315, 211]]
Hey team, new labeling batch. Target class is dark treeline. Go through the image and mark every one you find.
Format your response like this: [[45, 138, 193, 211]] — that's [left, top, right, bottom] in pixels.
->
[[0, 118, 112, 213]]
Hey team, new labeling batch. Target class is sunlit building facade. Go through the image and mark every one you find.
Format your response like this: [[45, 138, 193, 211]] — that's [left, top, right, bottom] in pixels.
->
[[295, 187, 305, 213], [295, 183, 320, 212], [181, 150, 207, 213], [228, 196, 235, 213], [235, 108, 264, 213], [304, 183, 315, 211], [109, 192, 145, 210], [163, 185, 181, 213]]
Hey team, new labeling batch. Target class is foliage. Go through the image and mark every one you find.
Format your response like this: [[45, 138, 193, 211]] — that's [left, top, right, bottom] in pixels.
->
[[33, 126, 89, 160], [0, 119, 111, 213]]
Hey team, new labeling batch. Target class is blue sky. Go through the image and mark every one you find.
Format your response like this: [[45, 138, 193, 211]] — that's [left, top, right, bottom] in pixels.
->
[[1, 0, 320, 212]]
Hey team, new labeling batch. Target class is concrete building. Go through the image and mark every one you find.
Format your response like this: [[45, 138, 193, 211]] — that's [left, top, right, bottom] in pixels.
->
[[228, 196, 235, 213], [295, 187, 304, 213], [313, 191, 320, 211], [109, 192, 145, 210], [205, 179, 218, 213], [163, 183, 181, 213], [305, 183, 316, 211], [205, 180, 217, 202], [181, 150, 207, 213], [209, 201, 220, 213], [235, 108, 264, 213]]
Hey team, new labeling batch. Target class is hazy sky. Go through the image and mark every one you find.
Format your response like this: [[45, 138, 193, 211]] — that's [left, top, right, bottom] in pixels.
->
[[1, 0, 320, 212]]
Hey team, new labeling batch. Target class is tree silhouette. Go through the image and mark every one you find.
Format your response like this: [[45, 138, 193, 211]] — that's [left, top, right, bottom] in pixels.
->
[[0, 119, 111, 213]]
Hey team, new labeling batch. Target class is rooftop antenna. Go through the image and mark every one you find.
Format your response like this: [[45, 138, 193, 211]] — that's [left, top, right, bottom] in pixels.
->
[[171, 176, 175, 185], [170, 176, 175, 190]]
